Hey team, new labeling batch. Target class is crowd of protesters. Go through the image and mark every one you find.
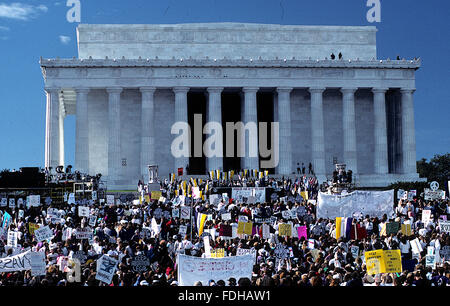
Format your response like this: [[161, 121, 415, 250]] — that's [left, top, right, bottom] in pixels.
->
[[0, 172, 449, 287]]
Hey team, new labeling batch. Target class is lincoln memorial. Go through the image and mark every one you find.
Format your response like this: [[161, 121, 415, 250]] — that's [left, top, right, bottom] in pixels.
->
[[40, 23, 422, 189]]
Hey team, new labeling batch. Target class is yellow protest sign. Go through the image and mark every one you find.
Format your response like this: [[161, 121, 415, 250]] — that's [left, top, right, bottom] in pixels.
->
[[300, 191, 308, 200], [401, 224, 412, 236], [279, 223, 292, 237], [365, 249, 402, 275], [237, 222, 253, 235], [151, 191, 162, 200], [211, 248, 225, 258], [29, 223, 40, 235]]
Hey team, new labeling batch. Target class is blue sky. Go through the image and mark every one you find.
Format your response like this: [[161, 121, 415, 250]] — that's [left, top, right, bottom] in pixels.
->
[[0, 0, 448, 170]]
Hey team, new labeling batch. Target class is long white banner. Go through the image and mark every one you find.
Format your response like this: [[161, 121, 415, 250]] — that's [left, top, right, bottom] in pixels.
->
[[317, 190, 394, 219], [177, 254, 254, 286], [231, 187, 265, 204], [0, 250, 32, 272]]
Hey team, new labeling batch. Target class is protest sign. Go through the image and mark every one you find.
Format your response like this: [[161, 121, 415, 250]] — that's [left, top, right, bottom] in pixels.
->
[[439, 220, 450, 233], [30, 251, 46, 276], [34, 226, 54, 242], [351, 246, 360, 259], [203, 236, 211, 258], [131, 254, 150, 273], [180, 207, 190, 220], [262, 224, 270, 239], [0, 250, 32, 272], [386, 222, 400, 235], [0, 198, 6, 207], [440, 246, 450, 261], [78, 206, 90, 218], [317, 190, 394, 219], [254, 217, 272, 224], [410, 238, 423, 255], [278, 223, 292, 237], [209, 194, 220, 205], [106, 195, 115, 205], [150, 190, 162, 200], [7, 230, 18, 247], [17, 198, 23, 208], [422, 210, 432, 224], [231, 187, 265, 203], [96, 255, 119, 284], [238, 215, 248, 223], [8, 198, 15, 209], [365, 249, 402, 275], [28, 195, 41, 207], [237, 222, 253, 235], [28, 223, 40, 235], [281, 210, 292, 220], [177, 254, 254, 286], [426, 255, 436, 269], [178, 225, 187, 236], [424, 188, 445, 201], [221, 213, 231, 221], [88, 215, 97, 227], [297, 226, 307, 240], [75, 228, 93, 240], [210, 248, 225, 258], [62, 228, 72, 241], [68, 193, 76, 205], [401, 223, 412, 236], [172, 208, 180, 218]]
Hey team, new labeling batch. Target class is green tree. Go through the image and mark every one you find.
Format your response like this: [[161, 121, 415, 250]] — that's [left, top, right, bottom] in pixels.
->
[[417, 153, 450, 188]]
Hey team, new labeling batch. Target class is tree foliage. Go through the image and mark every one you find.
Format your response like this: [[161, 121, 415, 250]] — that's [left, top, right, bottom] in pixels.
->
[[416, 153, 450, 188]]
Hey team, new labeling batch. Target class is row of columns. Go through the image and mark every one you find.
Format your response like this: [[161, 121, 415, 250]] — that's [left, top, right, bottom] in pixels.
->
[[44, 86, 417, 182]]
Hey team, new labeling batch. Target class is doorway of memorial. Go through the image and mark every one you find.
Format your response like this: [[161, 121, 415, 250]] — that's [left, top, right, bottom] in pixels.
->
[[187, 91, 206, 175], [257, 91, 275, 175], [222, 92, 242, 173]]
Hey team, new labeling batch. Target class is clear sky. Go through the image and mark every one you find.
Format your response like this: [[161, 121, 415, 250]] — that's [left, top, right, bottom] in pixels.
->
[[0, 0, 448, 170]]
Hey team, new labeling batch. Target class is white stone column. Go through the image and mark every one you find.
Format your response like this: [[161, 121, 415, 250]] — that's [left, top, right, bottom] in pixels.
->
[[277, 87, 293, 174], [400, 89, 417, 174], [242, 87, 259, 171], [59, 101, 65, 168], [373, 88, 389, 174], [309, 87, 326, 180], [107, 87, 123, 183], [44, 88, 60, 172], [341, 88, 358, 174], [75, 87, 90, 174], [206, 87, 224, 171], [173, 87, 190, 174], [140, 87, 156, 182]]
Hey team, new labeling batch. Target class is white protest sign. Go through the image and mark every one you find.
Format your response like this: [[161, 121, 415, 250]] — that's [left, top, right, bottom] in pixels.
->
[[203, 236, 211, 258], [209, 194, 220, 205], [75, 228, 94, 240], [262, 224, 271, 239], [426, 255, 436, 269], [410, 238, 423, 254], [62, 228, 72, 241], [439, 220, 450, 233], [8, 198, 15, 209], [422, 210, 432, 224], [7, 230, 18, 247], [180, 206, 190, 220], [281, 210, 291, 219], [172, 208, 180, 218], [351, 246, 360, 258], [88, 215, 97, 227], [178, 225, 187, 236], [68, 193, 75, 205], [0, 250, 32, 272], [221, 213, 231, 221], [29, 195, 41, 207], [78, 206, 90, 217], [96, 255, 119, 284], [238, 215, 248, 223], [106, 195, 115, 205], [30, 251, 46, 276], [34, 226, 54, 242], [17, 198, 23, 208], [92, 191, 97, 201], [177, 254, 254, 286], [0, 198, 7, 207]]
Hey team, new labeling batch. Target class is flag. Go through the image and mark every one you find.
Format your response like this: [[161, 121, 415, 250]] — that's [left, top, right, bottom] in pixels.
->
[[216, 170, 220, 180], [197, 213, 207, 236]]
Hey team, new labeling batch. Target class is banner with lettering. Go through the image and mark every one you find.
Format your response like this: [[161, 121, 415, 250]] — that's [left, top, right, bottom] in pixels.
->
[[177, 254, 254, 286], [317, 190, 394, 219], [365, 249, 402, 275], [0, 250, 32, 272]]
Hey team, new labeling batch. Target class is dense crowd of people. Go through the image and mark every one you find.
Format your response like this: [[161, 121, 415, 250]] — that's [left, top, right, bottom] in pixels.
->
[[0, 173, 448, 287]]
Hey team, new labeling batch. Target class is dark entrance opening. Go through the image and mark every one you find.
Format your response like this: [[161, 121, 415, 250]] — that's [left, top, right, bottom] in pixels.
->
[[386, 89, 402, 174], [257, 91, 275, 174], [187, 91, 206, 175], [222, 92, 242, 172]]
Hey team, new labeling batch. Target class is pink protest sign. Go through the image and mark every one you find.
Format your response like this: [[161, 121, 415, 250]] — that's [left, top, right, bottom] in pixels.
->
[[297, 226, 307, 240]]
